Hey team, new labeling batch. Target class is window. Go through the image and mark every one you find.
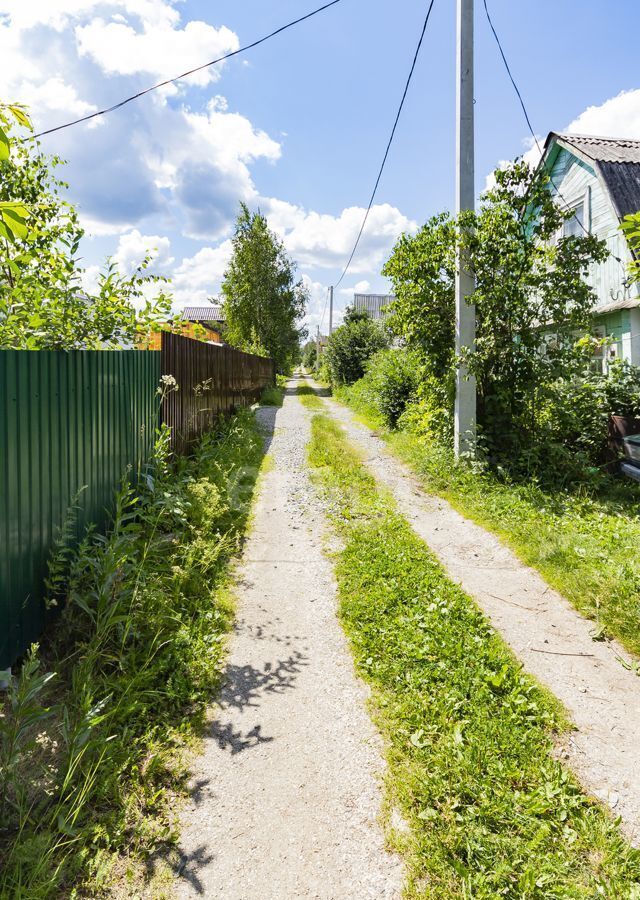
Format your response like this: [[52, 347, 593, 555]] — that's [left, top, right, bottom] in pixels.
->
[[563, 200, 585, 238]]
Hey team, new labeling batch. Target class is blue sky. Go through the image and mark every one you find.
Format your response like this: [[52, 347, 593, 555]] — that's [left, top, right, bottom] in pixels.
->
[[2, 0, 639, 332]]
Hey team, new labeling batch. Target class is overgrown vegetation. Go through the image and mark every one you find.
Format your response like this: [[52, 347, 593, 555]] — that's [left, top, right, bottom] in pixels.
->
[[322, 306, 389, 386], [222, 203, 308, 373], [336, 383, 640, 658], [0, 104, 170, 350], [0, 411, 266, 897], [383, 161, 610, 473], [307, 412, 640, 898]]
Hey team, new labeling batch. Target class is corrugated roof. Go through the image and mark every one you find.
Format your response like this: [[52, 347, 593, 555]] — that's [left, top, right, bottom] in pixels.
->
[[547, 133, 640, 221], [182, 305, 225, 322], [554, 134, 640, 165]]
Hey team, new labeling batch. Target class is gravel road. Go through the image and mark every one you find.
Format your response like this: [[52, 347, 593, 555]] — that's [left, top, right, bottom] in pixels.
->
[[320, 383, 640, 847], [174, 378, 404, 899]]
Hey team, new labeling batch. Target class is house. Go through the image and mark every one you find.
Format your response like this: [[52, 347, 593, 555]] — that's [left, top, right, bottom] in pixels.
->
[[539, 133, 640, 367], [353, 293, 395, 320], [135, 304, 225, 350], [182, 304, 226, 342]]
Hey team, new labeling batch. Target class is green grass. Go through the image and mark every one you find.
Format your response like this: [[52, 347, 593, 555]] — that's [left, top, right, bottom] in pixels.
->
[[260, 384, 284, 407], [0, 410, 268, 898], [335, 384, 640, 660], [307, 412, 640, 899], [297, 381, 325, 410]]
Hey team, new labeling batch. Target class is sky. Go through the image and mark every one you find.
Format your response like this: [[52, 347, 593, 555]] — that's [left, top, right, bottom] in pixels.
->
[[1, 0, 640, 335]]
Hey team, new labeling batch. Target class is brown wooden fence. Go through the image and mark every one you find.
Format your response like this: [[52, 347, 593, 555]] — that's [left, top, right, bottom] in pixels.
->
[[160, 332, 275, 451]]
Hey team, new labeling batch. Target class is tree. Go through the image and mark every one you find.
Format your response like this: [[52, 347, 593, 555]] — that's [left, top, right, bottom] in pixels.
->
[[324, 307, 389, 385], [384, 161, 608, 455], [301, 339, 317, 370], [0, 104, 171, 350], [222, 204, 307, 373]]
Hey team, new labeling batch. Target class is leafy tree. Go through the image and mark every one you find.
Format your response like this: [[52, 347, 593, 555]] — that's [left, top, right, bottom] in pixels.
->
[[222, 204, 307, 373], [384, 161, 608, 455], [324, 307, 389, 385], [301, 339, 317, 370], [0, 105, 171, 350]]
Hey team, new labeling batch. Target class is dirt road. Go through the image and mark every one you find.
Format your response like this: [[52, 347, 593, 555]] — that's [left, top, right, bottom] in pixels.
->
[[175, 380, 403, 899]]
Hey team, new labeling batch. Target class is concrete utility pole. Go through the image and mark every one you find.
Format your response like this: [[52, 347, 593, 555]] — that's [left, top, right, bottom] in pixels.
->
[[315, 324, 320, 372], [454, 0, 476, 456], [329, 285, 334, 335]]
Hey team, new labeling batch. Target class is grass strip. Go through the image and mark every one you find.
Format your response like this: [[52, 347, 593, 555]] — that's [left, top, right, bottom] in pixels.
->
[[335, 384, 640, 660], [297, 381, 325, 410], [0, 409, 267, 898], [307, 411, 640, 898]]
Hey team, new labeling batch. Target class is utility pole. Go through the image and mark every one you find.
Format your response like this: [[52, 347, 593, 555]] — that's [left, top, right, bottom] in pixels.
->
[[329, 285, 334, 335], [315, 324, 320, 373], [454, 0, 476, 457]]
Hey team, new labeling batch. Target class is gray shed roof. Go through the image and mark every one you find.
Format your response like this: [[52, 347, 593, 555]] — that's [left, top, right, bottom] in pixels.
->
[[182, 305, 225, 323], [545, 132, 640, 220]]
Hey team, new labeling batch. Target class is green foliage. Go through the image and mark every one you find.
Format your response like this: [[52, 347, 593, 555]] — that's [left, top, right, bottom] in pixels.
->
[[222, 203, 308, 373], [384, 161, 608, 469], [301, 339, 317, 371], [323, 309, 389, 386], [307, 413, 640, 897], [0, 104, 171, 350], [621, 212, 640, 284], [337, 386, 640, 658], [347, 347, 424, 428], [0, 411, 266, 896], [383, 212, 456, 379]]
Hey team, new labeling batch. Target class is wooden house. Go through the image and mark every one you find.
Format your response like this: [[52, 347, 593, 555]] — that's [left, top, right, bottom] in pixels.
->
[[539, 133, 640, 368]]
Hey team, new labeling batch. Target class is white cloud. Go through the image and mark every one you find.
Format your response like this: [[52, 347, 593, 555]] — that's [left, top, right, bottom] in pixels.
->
[[1, 0, 179, 32], [339, 279, 370, 298], [262, 199, 415, 273], [171, 241, 233, 307], [565, 88, 640, 139], [75, 18, 239, 86], [114, 228, 173, 274]]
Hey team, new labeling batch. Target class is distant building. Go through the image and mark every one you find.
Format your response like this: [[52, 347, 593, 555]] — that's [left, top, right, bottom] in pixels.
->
[[352, 293, 395, 320], [182, 303, 226, 331]]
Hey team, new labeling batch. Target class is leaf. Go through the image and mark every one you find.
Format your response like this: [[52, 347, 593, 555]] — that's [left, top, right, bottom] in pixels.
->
[[452, 722, 465, 746], [0, 124, 8, 161], [8, 105, 31, 130], [417, 807, 439, 821]]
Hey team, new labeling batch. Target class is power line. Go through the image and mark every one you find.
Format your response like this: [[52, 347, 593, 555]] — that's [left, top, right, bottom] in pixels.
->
[[483, 0, 630, 285], [30, 0, 344, 140], [334, 0, 438, 288]]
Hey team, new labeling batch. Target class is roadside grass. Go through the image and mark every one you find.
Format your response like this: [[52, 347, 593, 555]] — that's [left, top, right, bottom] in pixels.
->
[[335, 384, 640, 660], [307, 412, 640, 899], [297, 381, 325, 410], [260, 384, 284, 406], [260, 374, 289, 407], [0, 409, 267, 898]]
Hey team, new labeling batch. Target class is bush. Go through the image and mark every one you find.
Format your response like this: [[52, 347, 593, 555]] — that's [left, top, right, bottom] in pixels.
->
[[356, 348, 422, 428], [324, 315, 389, 385], [540, 361, 640, 467]]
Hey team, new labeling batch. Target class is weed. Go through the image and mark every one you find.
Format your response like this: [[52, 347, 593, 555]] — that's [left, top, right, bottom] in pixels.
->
[[0, 409, 266, 897]]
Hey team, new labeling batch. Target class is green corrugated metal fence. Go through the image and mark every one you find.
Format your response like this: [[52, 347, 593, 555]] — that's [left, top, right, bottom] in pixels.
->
[[0, 350, 161, 669]]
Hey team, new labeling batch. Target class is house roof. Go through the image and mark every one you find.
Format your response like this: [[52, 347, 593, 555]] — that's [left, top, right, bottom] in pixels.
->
[[544, 132, 640, 220], [182, 305, 225, 323]]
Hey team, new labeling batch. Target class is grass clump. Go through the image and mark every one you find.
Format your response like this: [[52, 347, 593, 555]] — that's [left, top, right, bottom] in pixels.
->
[[307, 412, 640, 898], [336, 384, 640, 659], [297, 381, 325, 410], [0, 409, 266, 897]]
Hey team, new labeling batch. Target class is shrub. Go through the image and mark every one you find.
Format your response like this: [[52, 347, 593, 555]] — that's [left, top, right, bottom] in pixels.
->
[[324, 314, 389, 385], [358, 348, 423, 428]]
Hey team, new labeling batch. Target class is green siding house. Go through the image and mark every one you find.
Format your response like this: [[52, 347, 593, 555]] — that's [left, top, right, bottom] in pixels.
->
[[540, 133, 640, 368]]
